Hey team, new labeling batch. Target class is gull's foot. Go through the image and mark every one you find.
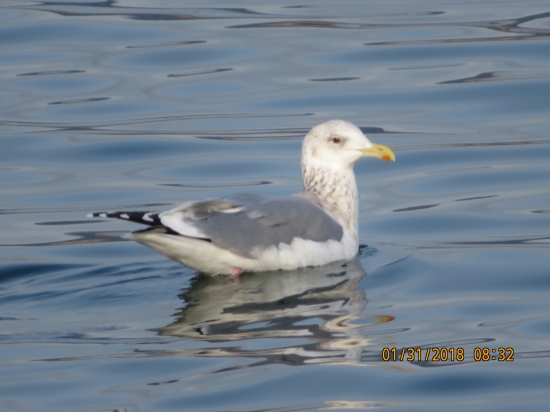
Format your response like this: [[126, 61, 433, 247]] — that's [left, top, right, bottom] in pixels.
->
[[230, 267, 244, 279]]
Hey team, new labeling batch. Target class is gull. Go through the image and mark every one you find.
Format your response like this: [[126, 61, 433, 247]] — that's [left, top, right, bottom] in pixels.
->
[[88, 120, 395, 277]]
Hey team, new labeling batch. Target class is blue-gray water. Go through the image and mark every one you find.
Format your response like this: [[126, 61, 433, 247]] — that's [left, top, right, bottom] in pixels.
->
[[1, 1, 550, 411]]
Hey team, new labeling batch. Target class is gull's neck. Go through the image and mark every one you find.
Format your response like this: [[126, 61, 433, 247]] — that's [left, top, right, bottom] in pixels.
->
[[301, 163, 359, 238]]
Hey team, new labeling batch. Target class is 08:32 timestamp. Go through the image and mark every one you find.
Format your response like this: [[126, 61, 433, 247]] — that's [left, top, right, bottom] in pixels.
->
[[381, 347, 514, 362]]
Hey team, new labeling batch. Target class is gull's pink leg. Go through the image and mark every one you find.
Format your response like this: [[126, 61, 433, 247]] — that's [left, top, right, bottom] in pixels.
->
[[230, 267, 244, 279]]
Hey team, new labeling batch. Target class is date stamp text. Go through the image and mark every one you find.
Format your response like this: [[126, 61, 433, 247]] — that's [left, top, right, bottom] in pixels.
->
[[381, 347, 514, 362]]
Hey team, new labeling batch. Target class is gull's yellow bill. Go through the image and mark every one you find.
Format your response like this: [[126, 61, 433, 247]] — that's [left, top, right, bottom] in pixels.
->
[[361, 143, 395, 162]]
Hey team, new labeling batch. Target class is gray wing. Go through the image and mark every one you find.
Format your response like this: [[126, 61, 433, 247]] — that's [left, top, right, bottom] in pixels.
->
[[161, 194, 343, 258]]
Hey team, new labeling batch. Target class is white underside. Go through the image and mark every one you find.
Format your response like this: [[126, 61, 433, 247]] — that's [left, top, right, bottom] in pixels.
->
[[130, 230, 359, 275]]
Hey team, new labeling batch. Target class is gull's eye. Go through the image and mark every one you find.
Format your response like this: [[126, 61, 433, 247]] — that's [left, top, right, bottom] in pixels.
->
[[331, 137, 342, 144]]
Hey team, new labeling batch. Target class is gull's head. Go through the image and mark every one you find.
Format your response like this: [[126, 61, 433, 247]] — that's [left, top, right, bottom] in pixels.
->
[[302, 120, 395, 171]]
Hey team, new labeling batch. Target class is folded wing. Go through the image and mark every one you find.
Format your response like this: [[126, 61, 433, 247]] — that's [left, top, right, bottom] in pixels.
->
[[90, 193, 344, 259], [160, 194, 344, 258]]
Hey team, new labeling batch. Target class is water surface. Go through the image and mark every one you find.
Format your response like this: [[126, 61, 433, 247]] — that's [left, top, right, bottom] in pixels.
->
[[1, 1, 550, 411]]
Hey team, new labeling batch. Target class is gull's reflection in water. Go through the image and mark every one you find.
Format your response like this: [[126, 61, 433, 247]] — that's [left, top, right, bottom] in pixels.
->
[[155, 256, 389, 366]]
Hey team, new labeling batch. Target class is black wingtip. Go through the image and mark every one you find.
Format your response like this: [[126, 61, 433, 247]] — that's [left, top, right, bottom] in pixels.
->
[[87, 211, 161, 226]]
